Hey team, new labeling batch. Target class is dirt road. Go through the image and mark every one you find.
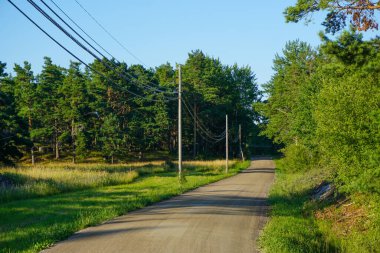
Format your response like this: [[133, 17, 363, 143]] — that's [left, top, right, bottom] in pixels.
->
[[43, 159, 275, 253]]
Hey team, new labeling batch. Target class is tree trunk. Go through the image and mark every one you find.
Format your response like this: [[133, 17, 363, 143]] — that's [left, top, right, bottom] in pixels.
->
[[28, 114, 34, 165], [55, 120, 60, 159], [55, 139, 59, 159], [31, 147, 35, 165], [72, 119, 76, 164], [111, 155, 114, 164]]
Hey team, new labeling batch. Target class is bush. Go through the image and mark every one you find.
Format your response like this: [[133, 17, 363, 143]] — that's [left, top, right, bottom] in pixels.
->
[[279, 144, 317, 172]]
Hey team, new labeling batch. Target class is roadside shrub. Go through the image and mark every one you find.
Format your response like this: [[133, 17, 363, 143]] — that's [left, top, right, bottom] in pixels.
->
[[279, 144, 316, 172]]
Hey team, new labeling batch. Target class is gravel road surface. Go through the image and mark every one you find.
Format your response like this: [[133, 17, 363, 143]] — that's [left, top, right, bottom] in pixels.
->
[[43, 158, 275, 253]]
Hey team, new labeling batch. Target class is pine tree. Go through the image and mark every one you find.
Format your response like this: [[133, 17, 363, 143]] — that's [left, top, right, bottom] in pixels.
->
[[59, 61, 89, 163], [13, 61, 37, 164], [100, 114, 123, 163], [0, 62, 29, 165], [37, 57, 64, 159]]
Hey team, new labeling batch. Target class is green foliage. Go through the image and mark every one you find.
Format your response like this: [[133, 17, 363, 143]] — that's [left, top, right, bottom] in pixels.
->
[[181, 50, 259, 158], [259, 29, 380, 253], [258, 40, 320, 163], [279, 143, 317, 172], [285, 0, 380, 34], [260, 31, 380, 195], [315, 31, 380, 194], [0, 62, 29, 165], [0, 52, 260, 164], [100, 114, 123, 163]]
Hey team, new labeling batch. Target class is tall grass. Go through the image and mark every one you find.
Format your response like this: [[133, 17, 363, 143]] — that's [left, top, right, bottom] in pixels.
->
[[0, 160, 239, 203], [0, 166, 138, 203], [183, 160, 236, 172]]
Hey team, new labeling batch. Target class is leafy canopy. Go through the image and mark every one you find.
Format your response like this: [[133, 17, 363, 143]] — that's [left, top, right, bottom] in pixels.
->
[[285, 0, 380, 33]]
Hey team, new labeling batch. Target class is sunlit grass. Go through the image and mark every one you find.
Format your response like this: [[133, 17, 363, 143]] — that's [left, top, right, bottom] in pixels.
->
[[0, 160, 239, 203], [0, 166, 138, 203], [183, 159, 235, 167], [0, 160, 250, 253], [26, 160, 164, 169], [183, 160, 236, 172]]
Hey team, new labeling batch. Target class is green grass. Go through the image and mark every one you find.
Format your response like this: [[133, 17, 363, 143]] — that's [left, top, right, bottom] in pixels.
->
[[0, 160, 250, 253], [259, 159, 380, 253]]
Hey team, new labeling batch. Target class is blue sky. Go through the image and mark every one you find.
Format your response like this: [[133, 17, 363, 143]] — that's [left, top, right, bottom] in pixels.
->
[[0, 0, 377, 85]]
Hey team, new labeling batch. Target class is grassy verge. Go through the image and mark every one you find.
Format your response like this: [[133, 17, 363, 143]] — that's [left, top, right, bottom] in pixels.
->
[[259, 159, 380, 253], [0, 160, 250, 253]]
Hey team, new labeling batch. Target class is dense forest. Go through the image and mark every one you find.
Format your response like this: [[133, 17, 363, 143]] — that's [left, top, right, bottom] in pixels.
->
[[257, 30, 380, 196], [0, 50, 261, 165], [257, 29, 380, 252]]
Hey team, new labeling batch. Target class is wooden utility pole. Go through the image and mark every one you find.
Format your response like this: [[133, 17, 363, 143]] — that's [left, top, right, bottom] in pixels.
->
[[178, 65, 182, 179], [226, 114, 229, 173], [193, 102, 197, 159], [239, 124, 245, 161]]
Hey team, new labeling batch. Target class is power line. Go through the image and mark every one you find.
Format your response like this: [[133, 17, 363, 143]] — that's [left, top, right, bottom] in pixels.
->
[[40, 0, 109, 60], [27, 0, 176, 101], [28, 0, 101, 60], [48, 0, 176, 96], [183, 97, 226, 137], [49, 0, 115, 59], [182, 98, 226, 143], [7, 0, 164, 102], [182, 98, 226, 139], [73, 0, 148, 68]]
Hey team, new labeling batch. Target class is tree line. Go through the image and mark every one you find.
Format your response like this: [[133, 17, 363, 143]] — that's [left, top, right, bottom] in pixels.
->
[[0, 50, 260, 165], [257, 30, 380, 195]]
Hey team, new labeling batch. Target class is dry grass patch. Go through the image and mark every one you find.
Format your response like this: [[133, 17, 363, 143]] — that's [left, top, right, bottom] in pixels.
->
[[315, 199, 369, 236], [29, 161, 164, 170], [183, 160, 237, 171], [0, 165, 138, 203], [0, 160, 242, 204]]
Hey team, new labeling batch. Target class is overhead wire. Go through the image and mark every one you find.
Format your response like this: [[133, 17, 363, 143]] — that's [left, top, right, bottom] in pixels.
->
[[34, 0, 174, 97], [184, 97, 226, 138], [182, 106, 226, 143], [7, 0, 165, 102], [183, 102, 226, 141], [50, 0, 177, 96], [40, 0, 110, 61], [182, 97, 226, 139], [73, 0, 148, 68], [69, 0, 177, 95], [181, 98, 226, 143], [49, 0, 115, 59], [25, 0, 177, 101]]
